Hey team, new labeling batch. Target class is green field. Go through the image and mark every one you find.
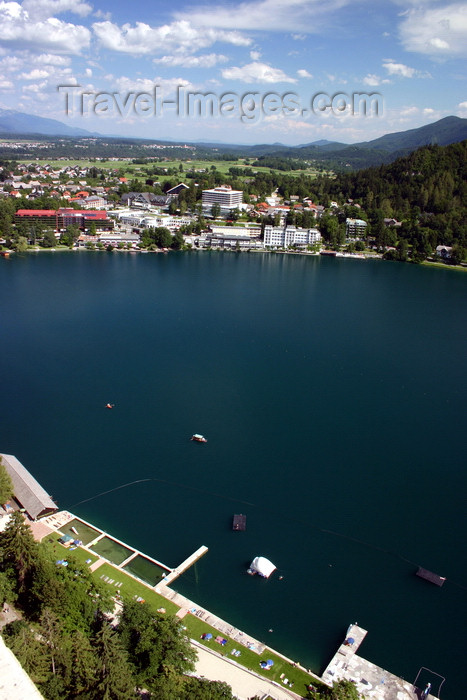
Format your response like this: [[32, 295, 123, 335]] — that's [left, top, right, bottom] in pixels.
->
[[17, 157, 328, 181]]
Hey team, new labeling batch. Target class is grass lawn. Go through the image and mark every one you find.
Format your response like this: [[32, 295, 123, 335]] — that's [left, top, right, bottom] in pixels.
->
[[42, 534, 99, 567], [183, 613, 322, 693], [91, 562, 179, 615]]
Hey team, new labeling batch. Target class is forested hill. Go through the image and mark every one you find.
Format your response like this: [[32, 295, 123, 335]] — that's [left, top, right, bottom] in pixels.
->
[[318, 140, 467, 255], [333, 139, 466, 211]]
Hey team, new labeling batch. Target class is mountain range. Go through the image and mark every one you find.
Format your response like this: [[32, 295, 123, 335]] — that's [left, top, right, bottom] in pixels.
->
[[0, 109, 466, 169]]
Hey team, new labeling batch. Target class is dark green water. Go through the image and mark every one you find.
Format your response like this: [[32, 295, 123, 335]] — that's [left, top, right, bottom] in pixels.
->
[[1, 251, 465, 697]]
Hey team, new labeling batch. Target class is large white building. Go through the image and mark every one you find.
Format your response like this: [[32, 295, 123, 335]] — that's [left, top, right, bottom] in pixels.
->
[[202, 186, 243, 211], [264, 225, 322, 248]]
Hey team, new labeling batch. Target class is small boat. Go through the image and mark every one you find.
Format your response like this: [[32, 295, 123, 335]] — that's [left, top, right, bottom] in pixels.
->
[[191, 434, 207, 443], [105, 403, 115, 409]]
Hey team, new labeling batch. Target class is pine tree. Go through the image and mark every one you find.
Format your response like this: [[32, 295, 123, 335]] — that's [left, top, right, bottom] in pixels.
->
[[0, 511, 39, 592], [0, 456, 13, 506], [93, 622, 136, 700]]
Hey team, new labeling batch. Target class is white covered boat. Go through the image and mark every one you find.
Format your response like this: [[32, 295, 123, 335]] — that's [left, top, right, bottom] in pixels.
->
[[247, 556, 276, 578]]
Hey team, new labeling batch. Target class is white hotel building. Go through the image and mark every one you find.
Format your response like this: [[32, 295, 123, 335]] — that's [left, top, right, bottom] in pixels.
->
[[202, 186, 243, 212], [264, 225, 322, 248]]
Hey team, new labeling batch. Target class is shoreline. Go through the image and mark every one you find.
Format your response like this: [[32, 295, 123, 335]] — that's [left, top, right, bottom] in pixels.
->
[[2, 246, 466, 271], [33, 510, 437, 700]]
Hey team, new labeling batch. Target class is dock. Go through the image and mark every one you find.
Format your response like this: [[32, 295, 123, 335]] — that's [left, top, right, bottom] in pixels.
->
[[162, 546, 209, 586], [416, 567, 446, 587], [322, 623, 440, 699], [232, 514, 246, 531]]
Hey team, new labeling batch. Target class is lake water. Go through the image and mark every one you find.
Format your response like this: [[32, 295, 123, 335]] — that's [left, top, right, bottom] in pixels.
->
[[1, 251, 465, 698]]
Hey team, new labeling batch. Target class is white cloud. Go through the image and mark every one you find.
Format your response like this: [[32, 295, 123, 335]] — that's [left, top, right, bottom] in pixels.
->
[[153, 53, 228, 68], [36, 53, 71, 65], [363, 74, 381, 86], [297, 69, 312, 78], [400, 106, 419, 116], [221, 61, 297, 83], [85, 67, 92, 76], [179, 0, 352, 33], [457, 100, 467, 116], [399, 3, 467, 56], [20, 68, 50, 79], [250, 50, 261, 60], [22, 0, 92, 20], [0, 78, 14, 89], [22, 79, 47, 92], [92, 19, 251, 55], [382, 61, 416, 78], [0, 2, 91, 54]]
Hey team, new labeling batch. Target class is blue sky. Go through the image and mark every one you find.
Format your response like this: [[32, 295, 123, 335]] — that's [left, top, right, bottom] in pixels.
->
[[0, 0, 466, 144]]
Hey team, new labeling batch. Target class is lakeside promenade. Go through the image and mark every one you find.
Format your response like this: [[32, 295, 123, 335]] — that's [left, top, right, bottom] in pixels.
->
[[29, 510, 439, 700]]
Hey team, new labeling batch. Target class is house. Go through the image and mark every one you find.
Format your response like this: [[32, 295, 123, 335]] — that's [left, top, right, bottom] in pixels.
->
[[345, 218, 367, 239], [436, 245, 452, 259], [166, 183, 189, 196]]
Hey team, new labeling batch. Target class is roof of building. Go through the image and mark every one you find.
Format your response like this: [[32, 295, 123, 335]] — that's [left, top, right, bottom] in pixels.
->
[[0, 454, 57, 520], [15, 209, 57, 216]]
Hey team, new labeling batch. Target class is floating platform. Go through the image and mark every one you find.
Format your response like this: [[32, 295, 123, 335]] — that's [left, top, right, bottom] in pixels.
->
[[232, 514, 246, 531], [416, 567, 446, 587]]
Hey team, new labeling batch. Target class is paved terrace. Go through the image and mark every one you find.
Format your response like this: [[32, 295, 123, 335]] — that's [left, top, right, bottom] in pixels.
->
[[322, 624, 440, 700]]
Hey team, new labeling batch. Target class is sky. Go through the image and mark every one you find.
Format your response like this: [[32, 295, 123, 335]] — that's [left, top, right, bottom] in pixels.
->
[[0, 0, 466, 145]]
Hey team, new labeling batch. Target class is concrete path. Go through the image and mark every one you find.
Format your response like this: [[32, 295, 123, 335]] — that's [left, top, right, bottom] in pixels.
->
[[193, 642, 302, 700]]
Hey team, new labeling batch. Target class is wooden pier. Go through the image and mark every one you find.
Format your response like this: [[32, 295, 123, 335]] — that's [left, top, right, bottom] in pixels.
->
[[161, 545, 209, 586]]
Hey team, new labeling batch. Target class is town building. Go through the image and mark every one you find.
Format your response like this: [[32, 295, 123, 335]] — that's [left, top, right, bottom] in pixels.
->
[[264, 225, 322, 248], [15, 209, 113, 232], [201, 232, 263, 249], [201, 186, 243, 212], [345, 218, 368, 239]]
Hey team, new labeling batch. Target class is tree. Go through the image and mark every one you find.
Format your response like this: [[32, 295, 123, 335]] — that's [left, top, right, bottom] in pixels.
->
[[11, 235, 28, 253], [211, 202, 221, 219], [3, 620, 50, 685], [0, 511, 39, 593], [93, 621, 136, 700], [60, 224, 80, 247], [68, 629, 97, 696], [182, 677, 234, 699], [41, 231, 57, 248], [0, 456, 13, 506], [118, 600, 196, 689], [171, 230, 184, 250]]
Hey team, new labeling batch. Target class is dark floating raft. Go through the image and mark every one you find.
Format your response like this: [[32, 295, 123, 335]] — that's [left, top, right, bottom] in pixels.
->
[[232, 514, 246, 531], [416, 566, 446, 587]]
